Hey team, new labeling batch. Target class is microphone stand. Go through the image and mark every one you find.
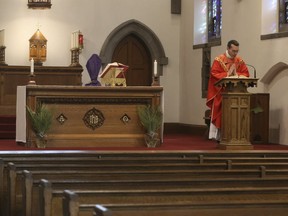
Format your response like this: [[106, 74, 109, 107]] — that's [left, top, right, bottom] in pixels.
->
[[246, 64, 256, 78]]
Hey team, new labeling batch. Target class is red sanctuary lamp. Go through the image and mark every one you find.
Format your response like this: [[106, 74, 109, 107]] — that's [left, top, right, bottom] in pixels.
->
[[78, 32, 84, 50]]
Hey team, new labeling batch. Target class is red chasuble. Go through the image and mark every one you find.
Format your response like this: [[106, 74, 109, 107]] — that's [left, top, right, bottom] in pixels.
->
[[206, 53, 249, 129]]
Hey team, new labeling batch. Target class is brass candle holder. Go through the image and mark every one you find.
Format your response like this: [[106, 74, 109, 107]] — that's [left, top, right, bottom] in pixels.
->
[[28, 74, 36, 85], [70, 48, 81, 67], [0, 46, 7, 66], [152, 75, 160, 86]]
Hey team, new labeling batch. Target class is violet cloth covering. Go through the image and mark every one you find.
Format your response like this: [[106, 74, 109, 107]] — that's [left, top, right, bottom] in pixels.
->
[[85, 54, 102, 86]]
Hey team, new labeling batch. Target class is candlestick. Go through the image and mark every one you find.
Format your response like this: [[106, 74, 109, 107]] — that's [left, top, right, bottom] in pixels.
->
[[154, 60, 157, 76], [30, 58, 34, 75]]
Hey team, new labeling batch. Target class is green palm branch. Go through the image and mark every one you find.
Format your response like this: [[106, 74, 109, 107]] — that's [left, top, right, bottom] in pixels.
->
[[137, 105, 163, 133], [26, 103, 53, 138]]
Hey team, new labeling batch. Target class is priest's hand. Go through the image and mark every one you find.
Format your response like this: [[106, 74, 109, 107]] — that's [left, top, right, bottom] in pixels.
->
[[227, 64, 237, 76]]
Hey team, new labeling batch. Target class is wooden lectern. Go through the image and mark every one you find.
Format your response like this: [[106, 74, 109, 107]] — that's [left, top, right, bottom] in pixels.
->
[[215, 77, 258, 150]]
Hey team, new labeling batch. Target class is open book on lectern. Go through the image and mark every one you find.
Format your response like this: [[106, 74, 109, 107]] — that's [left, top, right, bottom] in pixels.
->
[[98, 62, 129, 86], [99, 62, 129, 79]]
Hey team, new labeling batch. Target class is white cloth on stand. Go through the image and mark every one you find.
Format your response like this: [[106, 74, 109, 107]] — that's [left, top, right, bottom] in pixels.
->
[[16, 86, 27, 143], [209, 123, 220, 141]]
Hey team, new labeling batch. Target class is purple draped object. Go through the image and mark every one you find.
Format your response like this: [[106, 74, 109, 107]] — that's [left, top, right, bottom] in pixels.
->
[[85, 54, 102, 86]]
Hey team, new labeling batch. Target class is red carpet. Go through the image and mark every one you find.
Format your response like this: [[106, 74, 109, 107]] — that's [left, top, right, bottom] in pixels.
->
[[1, 134, 288, 151]]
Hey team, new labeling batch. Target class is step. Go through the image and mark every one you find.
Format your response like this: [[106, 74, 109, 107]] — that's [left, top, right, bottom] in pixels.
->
[[0, 131, 16, 139], [0, 124, 16, 131], [0, 115, 16, 124], [0, 115, 16, 139]]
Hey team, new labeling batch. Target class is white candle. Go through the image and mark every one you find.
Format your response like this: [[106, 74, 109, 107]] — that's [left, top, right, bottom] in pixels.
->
[[30, 58, 34, 75], [71, 33, 73, 49], [75, 31, 79, 49], [154, 60, 158, 76], [73, 32, 76, 49], [0, 29, 4, 47]]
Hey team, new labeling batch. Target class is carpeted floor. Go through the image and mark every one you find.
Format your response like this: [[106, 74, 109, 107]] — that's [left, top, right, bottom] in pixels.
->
[[0, 134, 288, 151]]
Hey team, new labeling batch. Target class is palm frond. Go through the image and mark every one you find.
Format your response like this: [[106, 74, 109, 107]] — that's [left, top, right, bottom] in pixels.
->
[[26, 103, 53, 138], [137, 105, 163, 133]]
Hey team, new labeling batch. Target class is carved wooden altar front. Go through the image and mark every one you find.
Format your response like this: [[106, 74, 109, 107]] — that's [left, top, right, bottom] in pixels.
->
[[18, 85, 163, 148]]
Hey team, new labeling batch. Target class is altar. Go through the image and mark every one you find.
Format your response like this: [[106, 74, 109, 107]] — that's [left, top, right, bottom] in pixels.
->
[[16, 85, 163, 148]]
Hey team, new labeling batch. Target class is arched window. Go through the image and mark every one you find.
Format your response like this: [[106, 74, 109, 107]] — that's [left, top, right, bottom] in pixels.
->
[[208, 0, 222, 42], [193, 0, 222, 98], [279, 0, 288, 32], [261, 0, 288, 40]]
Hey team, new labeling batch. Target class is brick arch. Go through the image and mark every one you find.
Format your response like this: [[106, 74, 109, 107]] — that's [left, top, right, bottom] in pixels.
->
[[99, 19, 168, 76]]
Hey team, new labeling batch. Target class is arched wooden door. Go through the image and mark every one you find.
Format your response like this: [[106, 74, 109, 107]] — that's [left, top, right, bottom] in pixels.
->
[[112, 34, 152, 86]]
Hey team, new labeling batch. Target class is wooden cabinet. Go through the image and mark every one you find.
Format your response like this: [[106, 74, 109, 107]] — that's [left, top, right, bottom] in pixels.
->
[[0, 65, 83, 115], [250, 93, 269, 144]]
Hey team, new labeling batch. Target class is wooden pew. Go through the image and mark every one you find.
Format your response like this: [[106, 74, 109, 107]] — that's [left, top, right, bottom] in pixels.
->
[[1, 150, 230, 214], [5, 160, 235, 216], [3, 150, 288, 166], [38, 175, 288, 216], [91, 202, 288, 216], [3, 150, 288, 216], [9, 161, 288, 216], [4, 150, 288, 199], [2, 156, 226, 216], [62, 188, 288, 216], [8, 164, 261, 215]]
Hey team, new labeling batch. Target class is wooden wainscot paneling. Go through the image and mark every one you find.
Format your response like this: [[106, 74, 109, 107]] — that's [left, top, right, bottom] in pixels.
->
[[250, 93, 269, 144], [0, 65, 83, 115]]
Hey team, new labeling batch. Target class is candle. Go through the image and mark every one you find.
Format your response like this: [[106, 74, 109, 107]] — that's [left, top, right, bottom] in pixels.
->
[[154, 60, 158, 77], [0, 29, 4, 47], [71, 33, 73, 49], [75, 31, 79, 49], [30, 58, 34, 75]]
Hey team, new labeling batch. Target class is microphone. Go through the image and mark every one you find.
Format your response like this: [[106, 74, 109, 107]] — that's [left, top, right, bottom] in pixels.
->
[[245, 64, 256, 78]]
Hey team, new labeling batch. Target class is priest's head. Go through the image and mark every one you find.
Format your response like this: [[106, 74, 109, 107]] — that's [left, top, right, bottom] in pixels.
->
[[227, 40, 239, 59]]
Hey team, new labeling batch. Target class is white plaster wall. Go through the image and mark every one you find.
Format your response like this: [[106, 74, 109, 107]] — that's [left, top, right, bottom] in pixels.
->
[[0, 0, 181, 122], [179, 0, 206, 125], [179, 0, 288, 144]]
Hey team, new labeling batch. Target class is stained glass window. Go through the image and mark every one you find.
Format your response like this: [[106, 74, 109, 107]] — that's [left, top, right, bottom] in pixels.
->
[[208, 0, 222, 42], [279, 0, 288, 32], [285, 0, 288, 23], [201, 0, 222, 98]]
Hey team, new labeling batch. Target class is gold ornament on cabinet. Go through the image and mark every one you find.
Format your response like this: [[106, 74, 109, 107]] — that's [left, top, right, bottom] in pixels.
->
[[29, 29, 47, 66]]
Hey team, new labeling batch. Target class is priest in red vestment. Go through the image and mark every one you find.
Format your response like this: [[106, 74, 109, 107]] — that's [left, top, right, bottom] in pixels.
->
[[206, 40, 250, 141]]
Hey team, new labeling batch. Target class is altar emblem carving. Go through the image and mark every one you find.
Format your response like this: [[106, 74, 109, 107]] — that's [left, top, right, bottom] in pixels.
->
[[121, 114, 131, 124], [83, 108, 105, 130], [56, 113, 67, 125]]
